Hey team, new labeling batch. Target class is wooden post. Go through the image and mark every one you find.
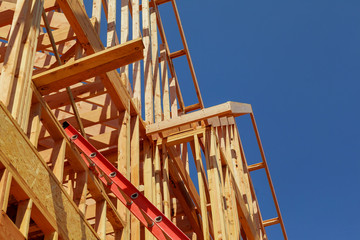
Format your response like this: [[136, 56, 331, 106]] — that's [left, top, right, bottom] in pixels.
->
[[130, 115, 140, 239], [92, 0, 102, 35], [143, 139, 154, 240], [162, 142, 171, 219], [169, 77, 178, 118], [0, 169, 12, 212], [50, 139, 66, 182], [160, 44, 170, 120], [132, 0, 141, 110], [154, 144, 163, 212], [120, 0, 129, 78], [118, 109, 130, 239], [15, 199, 33, 237], [95, 200, 107, 239], [151, 8, 162, 123], [107, 0, 116, 47], [28, 102, 42, 148], [143, 0, 154, 123], [73, 171, 88, 214], [193, 135, 210, 240]]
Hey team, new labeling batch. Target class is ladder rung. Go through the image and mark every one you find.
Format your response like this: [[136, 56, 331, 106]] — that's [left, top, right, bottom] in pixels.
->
[[170, 49, 186, 59], [263, 217, 280, 227], [248, 162, 265, 172]]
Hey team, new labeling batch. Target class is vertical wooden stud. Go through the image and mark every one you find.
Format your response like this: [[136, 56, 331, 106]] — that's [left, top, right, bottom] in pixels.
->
[[160, 44, 170, 120], [130, 115, 140, 239], [132, 0, 141, 109], [120, 0, 129, 77], [162, 142, 170, 219], [151, 8, 162, 123], [50, 139, 66, 183], [0, 169, 12, 212], [169, 77, 178, 118], [92, 0, 102, 34], [95, 200, 107, 239], [107, 0, 116, 47], [143, 0, 154, 123], [143, 139, 154, 240], [15, 199, 33, 237], [193, 135, 210, 240]]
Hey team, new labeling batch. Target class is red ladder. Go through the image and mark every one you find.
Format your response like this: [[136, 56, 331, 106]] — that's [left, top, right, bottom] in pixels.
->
[[62, 122, 190, 240]]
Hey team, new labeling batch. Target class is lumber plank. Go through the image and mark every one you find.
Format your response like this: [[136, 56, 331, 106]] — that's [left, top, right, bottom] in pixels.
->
[[15, 199, 33, 237], [151, 8, 162, 123], [132, 0, 141, 110], [33, 38, 144, 95], [162, 142, 171, 218], [0, 169, 12, 211], [94, 200, 107, 239], [193, 135, 210, 240], [160, 44, 171, 120], [143, 139, 154, 240], [143, 0, 154, 123], [146, 102, 252, 135], [130, 115, 140, 239], [120, 0, 129, 77]]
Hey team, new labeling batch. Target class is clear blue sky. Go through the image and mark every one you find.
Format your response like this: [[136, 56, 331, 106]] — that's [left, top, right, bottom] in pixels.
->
[[165, 0, 360, 239], [90, 0, 360, 238]]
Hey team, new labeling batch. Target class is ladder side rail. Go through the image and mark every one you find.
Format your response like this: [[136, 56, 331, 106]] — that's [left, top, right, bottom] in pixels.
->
[[62, 121, 190, 240]]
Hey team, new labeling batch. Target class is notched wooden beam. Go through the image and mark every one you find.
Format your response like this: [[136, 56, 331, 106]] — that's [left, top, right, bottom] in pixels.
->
[[146, 101, 252, 135], [33, 38, 144, 95]]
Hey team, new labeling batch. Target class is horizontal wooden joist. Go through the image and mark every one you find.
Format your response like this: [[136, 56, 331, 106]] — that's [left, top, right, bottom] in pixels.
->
[[33, 38, 144, 95], [146, 101, 252, 135], [156, 127, 206, 147]]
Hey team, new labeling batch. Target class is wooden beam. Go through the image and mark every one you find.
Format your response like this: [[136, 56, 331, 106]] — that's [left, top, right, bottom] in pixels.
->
[[33, 38, 144, 94], [147, 102, 252, 135]]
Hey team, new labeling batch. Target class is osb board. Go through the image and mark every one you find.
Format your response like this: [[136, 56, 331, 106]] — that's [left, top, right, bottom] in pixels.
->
[[0, 104, 100, 240]]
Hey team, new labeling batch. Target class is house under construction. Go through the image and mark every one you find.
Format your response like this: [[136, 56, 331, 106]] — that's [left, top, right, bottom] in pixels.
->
[[0, 0, 288, 239]]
